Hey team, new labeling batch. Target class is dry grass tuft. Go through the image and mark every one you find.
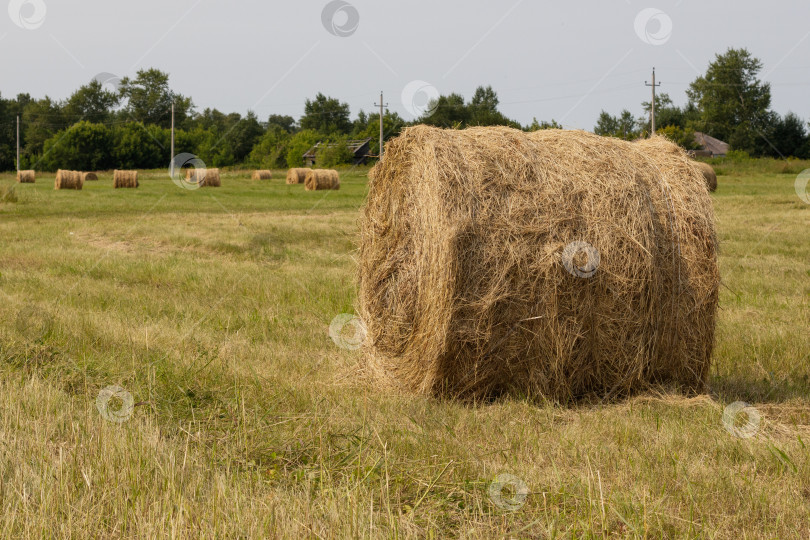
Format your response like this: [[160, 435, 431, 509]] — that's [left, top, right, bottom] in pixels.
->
[[304, 169, 340, 191], [54, 170, 83, 190], [359, 126, 719, 402], [113, 170, 139, 189]]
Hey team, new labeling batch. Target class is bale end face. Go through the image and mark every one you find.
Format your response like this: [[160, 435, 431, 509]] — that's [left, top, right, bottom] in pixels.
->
[[358, 126, 719, 402], [252, 170, 272, 180], [286, 168, 308, 184]]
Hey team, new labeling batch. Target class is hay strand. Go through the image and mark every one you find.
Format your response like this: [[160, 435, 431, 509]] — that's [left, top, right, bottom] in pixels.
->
[[252, 170, 273, 180], [358, 126, 719, 402], [304, 169, 340, 191], [286, 168, 308, 184], [113, 170, 139, 188], [54, 170, 83, 190], [16, 170, 35, 183]]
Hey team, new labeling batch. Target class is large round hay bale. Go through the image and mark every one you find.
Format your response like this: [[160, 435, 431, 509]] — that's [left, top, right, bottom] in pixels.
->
[[695, 161, 717, 192], [184, 168, 220, 187], [113, 170, 139, 188], [54, 170, 83, 190], [252, 170, 272, 180], [81, 172, 98, 182], [304, 169, 340, 191], [358, 126, 719, 401], [16, 170, 35, 183], [286, 168, 308, 184]]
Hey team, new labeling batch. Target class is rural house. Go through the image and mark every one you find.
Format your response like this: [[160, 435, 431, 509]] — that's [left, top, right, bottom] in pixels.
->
[[302, 138, 372, 166]]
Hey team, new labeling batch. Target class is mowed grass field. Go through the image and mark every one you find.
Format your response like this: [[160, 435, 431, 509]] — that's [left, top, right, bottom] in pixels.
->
[[0, 163, 808, 538]]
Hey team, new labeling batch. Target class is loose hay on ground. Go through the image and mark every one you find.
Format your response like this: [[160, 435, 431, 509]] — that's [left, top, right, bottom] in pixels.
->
[[16, 170, 35, 183], [286, 168, 308, 184], [113, 170, 139, 189], [358, 126, 719, 402], [54, 170, 83, 190], [304, 169, 340, 191]]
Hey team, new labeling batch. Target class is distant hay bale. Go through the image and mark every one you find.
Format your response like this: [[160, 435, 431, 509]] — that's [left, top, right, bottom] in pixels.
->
[[185, 167, 221, 187], [304, 169, 340, 191], [81, 172, 98, 181], [16, 170, 35, 183], [113, 170, 139, 188], [54, 170, 83, 190], [252, 170, 273, 180], [358, 126, 719, 402], [286, 168, 308, 184], [695, 161, 717, 192]]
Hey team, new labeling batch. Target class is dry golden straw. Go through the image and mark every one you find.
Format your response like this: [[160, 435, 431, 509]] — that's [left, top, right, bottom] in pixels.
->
[[16, 170, 35, 183], [113, 170, 139, 188], [358, 126, 719, 402], [81, 172, 98, 181], [252, 170, 273, 180], [694, 161, 717, 192], [185, 168, 221, 187], [286, 168, 308, 184], [54, 170, 83, 190], [304, 169, 340, 191]]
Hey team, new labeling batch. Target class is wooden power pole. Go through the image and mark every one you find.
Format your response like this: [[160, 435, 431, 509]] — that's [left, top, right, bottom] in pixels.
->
[[170, 102, 175, 176], [16, 115, 20, 174], [373, 91, 387, 159], [645, 68, 661, 136]]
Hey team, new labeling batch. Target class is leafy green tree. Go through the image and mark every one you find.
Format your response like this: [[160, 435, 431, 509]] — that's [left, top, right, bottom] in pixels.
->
[[526, 118, 562, 131], [248, 125, 290, 168], [64, 80, 119, 124], [354, 110, 406, 155], [687, 48, 771, 153], [418, 93, 470, 128], [594, 110, 639, 140], [756, 112, 809, 158], [267, 114, 296, 133], [41, 121, 114, 171], [21, 97, 64, 163], [299, 93, 352, 134], [315, 135, 354, 167], [285, 129, 321, 168], [112, 122, 168, 169], [120, 68, 193, 128], [656, 125, 699, 149], [225, 111, 264, 162]]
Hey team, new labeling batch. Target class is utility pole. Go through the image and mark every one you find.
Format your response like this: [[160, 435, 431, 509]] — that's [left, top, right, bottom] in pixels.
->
[[645, 68, 661, 136], [170, 101, 175, 176], [16, 115, 20, 175], [373, 91, 387, 159]]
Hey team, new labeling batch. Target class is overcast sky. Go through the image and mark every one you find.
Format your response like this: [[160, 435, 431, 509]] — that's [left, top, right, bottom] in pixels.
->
[[2, 0, 809, 129]]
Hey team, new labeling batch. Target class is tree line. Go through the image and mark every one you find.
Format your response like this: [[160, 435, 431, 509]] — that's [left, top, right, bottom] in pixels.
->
[[1, 47, 807, 172], [595, 48, 810, 158]]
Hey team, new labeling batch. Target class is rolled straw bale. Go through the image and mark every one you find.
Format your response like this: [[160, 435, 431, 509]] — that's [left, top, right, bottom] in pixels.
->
[[81, 172, 98, 181], [184, 168, 221, 187], [286, 168, 308, 184], [16, 170, 35, 183], [694, 161, 717, 192], [304, 169, 340, 191], [113, 170, 139, 188], [54, 169, 83, 190], [252, 170, 273, 180], [358, 126, 719, 401]]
